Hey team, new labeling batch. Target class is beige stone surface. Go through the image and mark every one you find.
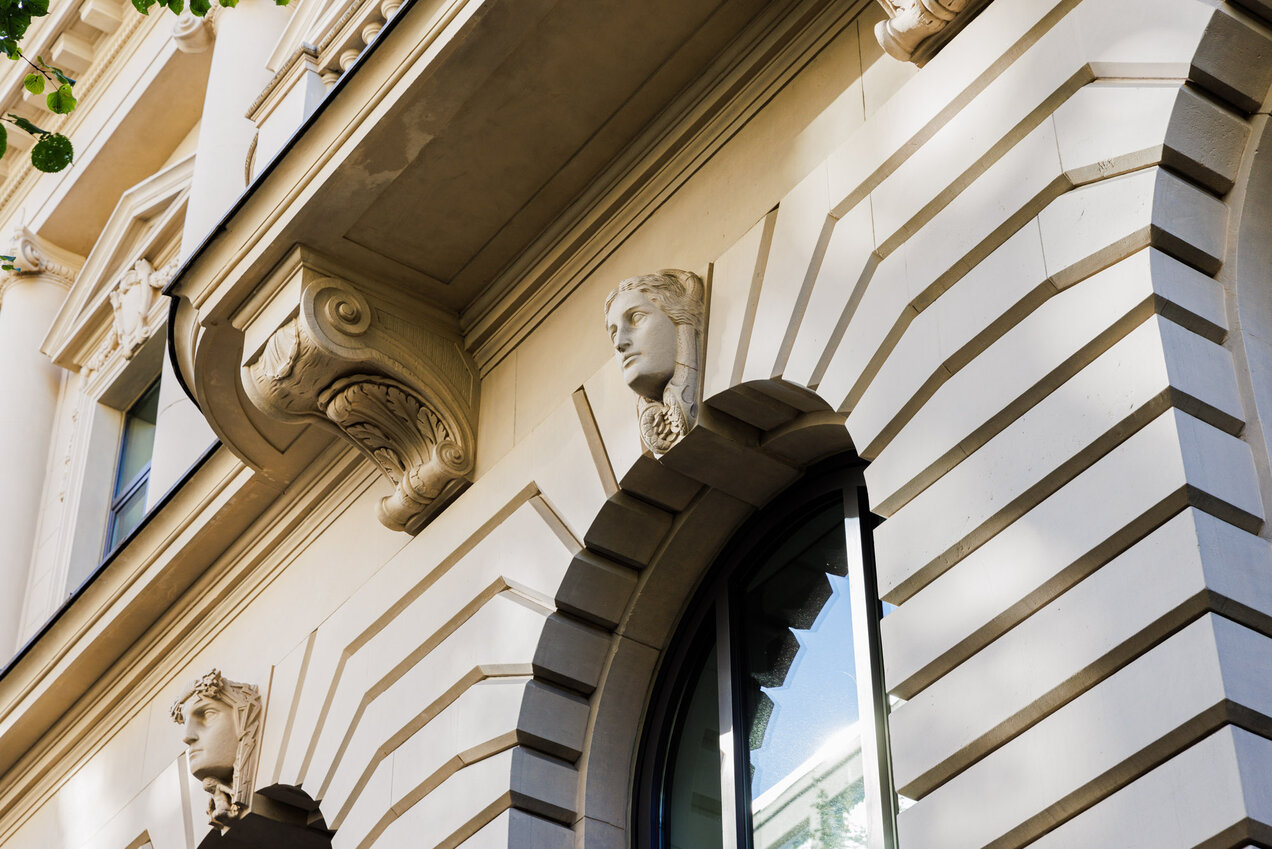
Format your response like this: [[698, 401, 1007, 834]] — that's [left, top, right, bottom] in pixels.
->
[[739, 163, 832, 384], [1026, 726, 1272, 849], [897, 615, 1272, 847], [702, 211, 773, 401], [782, 197, 877, 390], [891, 509, 1272, 797], [867, 274, 1242, 516], [882, 410, 1266, 697], [5, 2, 1271, 849], [873, 317, 1253, 602]]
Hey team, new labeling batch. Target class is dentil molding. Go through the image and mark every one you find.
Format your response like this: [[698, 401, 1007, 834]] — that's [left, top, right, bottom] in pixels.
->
[[240, 248, 479, 534], [873, 0, 991, 64]]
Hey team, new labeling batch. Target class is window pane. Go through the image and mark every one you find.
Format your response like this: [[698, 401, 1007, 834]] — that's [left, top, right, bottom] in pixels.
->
[[663, 628, 724, 849], [741, 498, 869, 849], [108, 485, 147, 552], [115, 382, 159, 495]]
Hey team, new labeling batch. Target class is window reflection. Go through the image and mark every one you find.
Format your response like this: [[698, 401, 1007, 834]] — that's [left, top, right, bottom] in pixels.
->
[[742, 499, 868, 849], [644, 461, 895, 849]]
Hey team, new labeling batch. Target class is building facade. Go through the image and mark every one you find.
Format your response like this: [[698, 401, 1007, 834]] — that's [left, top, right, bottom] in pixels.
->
[[1, 0, 1272, 847]]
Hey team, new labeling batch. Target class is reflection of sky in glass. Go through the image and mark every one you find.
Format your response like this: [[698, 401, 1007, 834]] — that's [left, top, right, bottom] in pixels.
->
[[750, 574, 860, 797]]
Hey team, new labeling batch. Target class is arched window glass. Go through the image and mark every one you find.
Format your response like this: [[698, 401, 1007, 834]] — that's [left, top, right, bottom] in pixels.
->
[[640, 459, 897, 849]]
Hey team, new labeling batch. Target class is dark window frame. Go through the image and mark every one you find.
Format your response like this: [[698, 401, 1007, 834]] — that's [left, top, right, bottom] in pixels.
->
[[636, 455, 898, 849], [104, 380, 160, 554]]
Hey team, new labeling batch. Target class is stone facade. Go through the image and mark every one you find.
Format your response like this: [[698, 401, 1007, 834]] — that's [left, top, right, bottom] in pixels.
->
[[1, 0, 1272, 848]]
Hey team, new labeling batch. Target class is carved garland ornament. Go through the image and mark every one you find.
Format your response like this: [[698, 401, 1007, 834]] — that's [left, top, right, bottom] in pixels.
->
[[243, 269, 478, 534]]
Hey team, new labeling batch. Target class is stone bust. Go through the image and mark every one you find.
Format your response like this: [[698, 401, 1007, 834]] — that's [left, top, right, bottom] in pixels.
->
[[604, 269, 705, 454], [171, 670, 262, 832]]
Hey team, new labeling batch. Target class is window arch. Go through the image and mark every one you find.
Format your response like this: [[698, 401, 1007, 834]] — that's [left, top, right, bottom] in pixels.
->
[[637, 456, 897, 849]]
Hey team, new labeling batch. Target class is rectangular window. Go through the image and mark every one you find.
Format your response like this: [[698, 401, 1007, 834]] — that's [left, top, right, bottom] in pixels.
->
[[104, 381, 160, 553]]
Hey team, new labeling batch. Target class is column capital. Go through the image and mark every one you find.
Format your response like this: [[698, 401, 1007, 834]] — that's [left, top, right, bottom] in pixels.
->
[[1, 225, 77, 292]]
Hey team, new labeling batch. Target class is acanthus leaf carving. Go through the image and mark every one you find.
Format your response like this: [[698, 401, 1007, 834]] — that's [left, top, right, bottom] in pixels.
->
[[0, 225, 78, 307], [241, 252, 478, 535], [322, 376, 472, 533]]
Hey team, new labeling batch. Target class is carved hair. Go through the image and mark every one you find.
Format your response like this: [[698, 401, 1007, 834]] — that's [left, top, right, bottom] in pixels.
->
[[604, 269, 705, 453], [171, 670, 262, 830]]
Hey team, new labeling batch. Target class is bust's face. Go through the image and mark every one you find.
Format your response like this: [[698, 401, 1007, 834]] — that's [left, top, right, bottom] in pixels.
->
[[607, 290, 678, 400], [181, 695, 238, 783]]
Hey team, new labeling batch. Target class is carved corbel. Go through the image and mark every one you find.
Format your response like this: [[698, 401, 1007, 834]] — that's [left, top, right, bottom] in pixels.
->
[[873, 0, 989, 64], [241, 255, 478, 534]]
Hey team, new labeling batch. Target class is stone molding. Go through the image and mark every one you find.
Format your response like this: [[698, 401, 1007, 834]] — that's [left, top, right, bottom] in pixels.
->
[[241, 251, 479, 533], [873, 0, 990, 64]]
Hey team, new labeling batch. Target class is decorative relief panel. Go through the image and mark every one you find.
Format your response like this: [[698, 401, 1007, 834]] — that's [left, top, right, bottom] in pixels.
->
[[604, 269, 704, 455], [873, 0, 990, 64], [109, 258, 174, 359], [241, 254, 479, 534], [171, 670, 263, 832]]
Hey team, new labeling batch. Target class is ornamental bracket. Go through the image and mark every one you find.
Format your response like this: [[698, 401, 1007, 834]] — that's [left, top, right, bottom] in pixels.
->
[[872, 0, 992, 65], [240, 247, 478, 534]]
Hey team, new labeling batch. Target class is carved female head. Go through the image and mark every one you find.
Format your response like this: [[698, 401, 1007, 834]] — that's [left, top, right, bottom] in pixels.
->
[[604, 269, 704, 453], [171, 670, 262, 829]]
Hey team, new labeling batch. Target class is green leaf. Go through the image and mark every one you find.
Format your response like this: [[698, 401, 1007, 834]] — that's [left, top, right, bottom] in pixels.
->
[[36, 57, 74, 86], [131, 0, 155, 15], [21, 0, 49, 17], [189, 0, 209, 15], [218, 0, 238, 8], [0, 254, 15, 272], [30, 132, 70, 171], [0, 123, 8, 160], [274, 0, 288, 5], [22, 72, 40, 94], [0, 6, 32, 57], [45, 83, 74, 114], [8, 113, 46, 135], [164, 0, 182, 14]]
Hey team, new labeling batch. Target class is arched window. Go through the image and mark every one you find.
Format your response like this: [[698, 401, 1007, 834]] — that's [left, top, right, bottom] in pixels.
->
[[638, 457, 897, 849]]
